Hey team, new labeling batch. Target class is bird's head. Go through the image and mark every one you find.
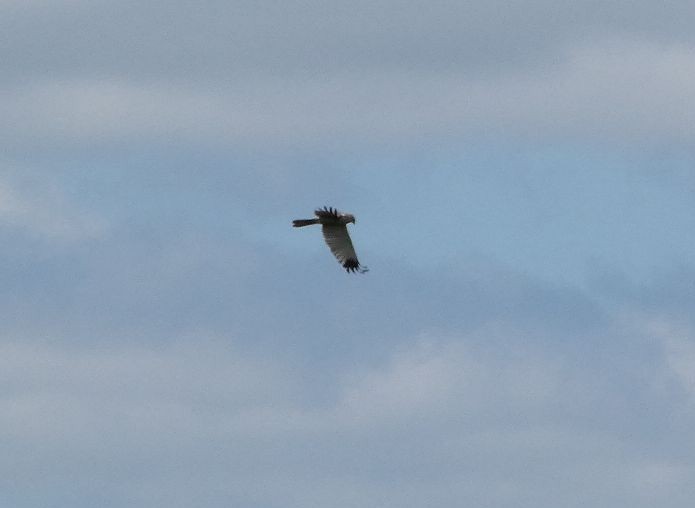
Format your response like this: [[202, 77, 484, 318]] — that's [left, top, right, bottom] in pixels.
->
[[343, 214, 356, 224]]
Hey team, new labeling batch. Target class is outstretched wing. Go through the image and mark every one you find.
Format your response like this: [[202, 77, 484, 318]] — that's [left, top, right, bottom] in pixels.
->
[[321, 225, 367, 273], [314, 206, 340, 221]]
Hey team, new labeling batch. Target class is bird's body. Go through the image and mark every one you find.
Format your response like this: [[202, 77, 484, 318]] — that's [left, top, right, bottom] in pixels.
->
[[293, 207, 367, 273]]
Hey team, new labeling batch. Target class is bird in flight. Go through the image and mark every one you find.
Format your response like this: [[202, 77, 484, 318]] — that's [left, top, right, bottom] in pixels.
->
[[293, 206, 368, 273]]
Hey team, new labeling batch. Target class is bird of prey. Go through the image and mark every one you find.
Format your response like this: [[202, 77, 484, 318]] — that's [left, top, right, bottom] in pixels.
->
[[293, 206, 368, 273]]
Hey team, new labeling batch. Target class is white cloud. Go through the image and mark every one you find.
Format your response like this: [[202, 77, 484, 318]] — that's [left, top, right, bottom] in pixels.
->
[[334, 337, 560, 427], [651, 320, 695, 401], [628, 461, 693, 490], [0, 172, 104, 240]]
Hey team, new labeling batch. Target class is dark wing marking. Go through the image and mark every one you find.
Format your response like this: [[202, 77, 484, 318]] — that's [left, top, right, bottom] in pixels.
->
[[314, 206, 340, 220], [321, 224, 367, 273]]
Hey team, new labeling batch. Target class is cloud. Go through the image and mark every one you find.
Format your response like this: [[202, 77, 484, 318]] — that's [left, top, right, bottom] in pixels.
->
[[3, 4, 695, 154], [2, 320, 694, 508], [0, 171, 104, 240], [334, 338, 559, 427], [2, 2, 695, 506], [3, 38, 694, 154], [649, 319, 695, 403], [2, 1, 694, 83], [0, 336, 305, 506], [0, 338, 296, 440]]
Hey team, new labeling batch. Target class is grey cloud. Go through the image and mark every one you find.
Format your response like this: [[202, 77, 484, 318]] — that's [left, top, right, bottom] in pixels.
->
[[3, 1, 695, 154], [1, 321, 693, 508], [3, 1, 694, 82], [3, 37, 695, 154]]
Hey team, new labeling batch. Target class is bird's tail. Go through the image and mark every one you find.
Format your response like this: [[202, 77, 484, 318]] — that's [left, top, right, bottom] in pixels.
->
[[292, 218, 319, 227]]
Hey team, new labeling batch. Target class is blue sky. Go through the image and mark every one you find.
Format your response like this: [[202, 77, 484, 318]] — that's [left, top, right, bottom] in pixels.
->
[[2, 1, 695, 507]]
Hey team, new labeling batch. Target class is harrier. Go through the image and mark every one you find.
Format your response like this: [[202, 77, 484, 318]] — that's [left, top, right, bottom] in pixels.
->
[[293, 206, 368, 273]]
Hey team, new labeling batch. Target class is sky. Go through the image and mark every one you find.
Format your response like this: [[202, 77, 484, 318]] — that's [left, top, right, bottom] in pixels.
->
[[2, 1, 695, 507]]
